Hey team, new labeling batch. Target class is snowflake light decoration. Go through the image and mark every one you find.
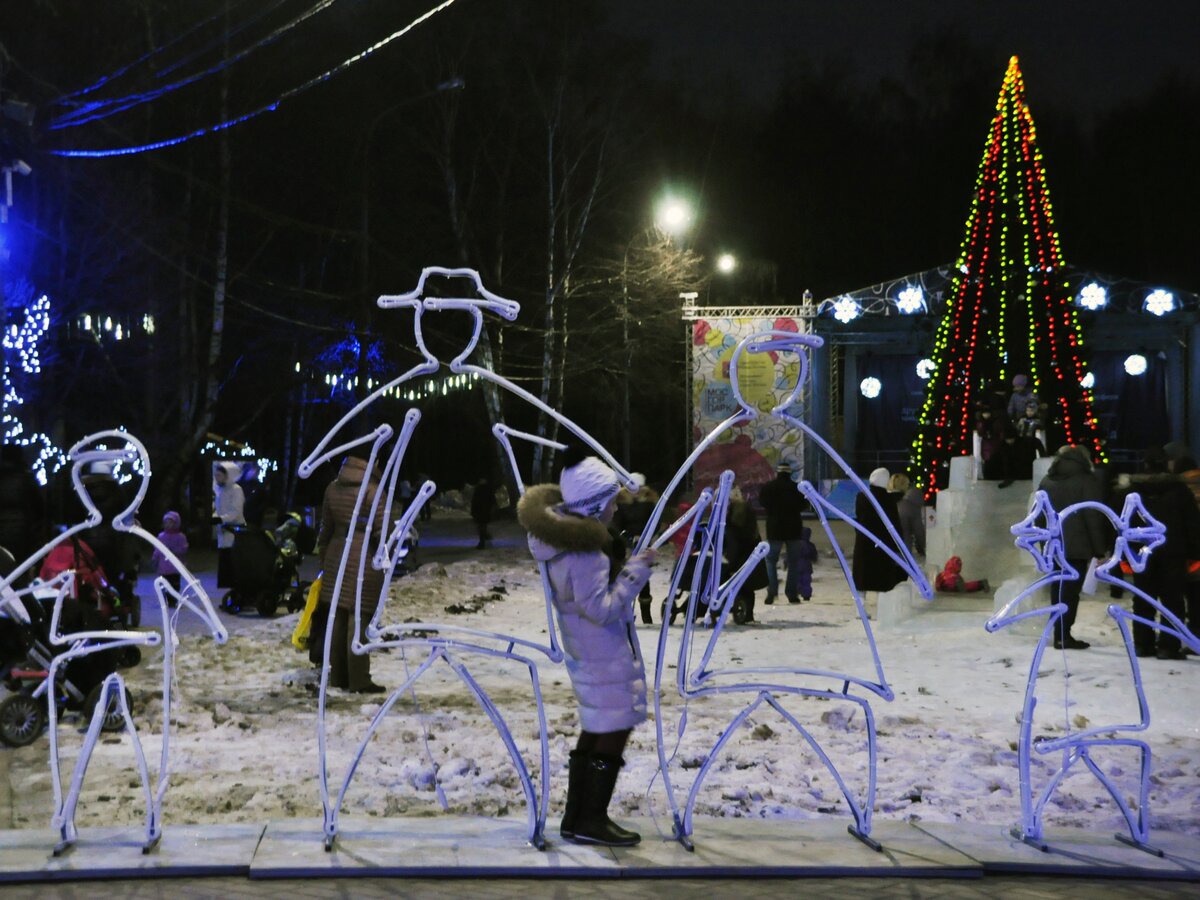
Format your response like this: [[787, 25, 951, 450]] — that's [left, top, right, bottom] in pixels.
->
[[832, 296, 860, 324], [896, 285, 924, 314], [1080, 372, 1095, 389], [1143, 289, 1175, 317], [859, 376, 882, 399], [1124, 354, 1148, 376], [1077, 282, 1107, 311], [916, 358, 935, 380]]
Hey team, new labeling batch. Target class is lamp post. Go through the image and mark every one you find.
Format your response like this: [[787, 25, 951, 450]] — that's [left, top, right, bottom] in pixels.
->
[[620, 195, 694, 467]]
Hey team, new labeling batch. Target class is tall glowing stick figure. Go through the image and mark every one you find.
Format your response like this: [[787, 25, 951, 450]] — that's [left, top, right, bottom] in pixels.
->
[[0, 430, 227, 855], [299, 268, 641, 850], [988, 490, 1198, 854], [640, 330, 933, 851]]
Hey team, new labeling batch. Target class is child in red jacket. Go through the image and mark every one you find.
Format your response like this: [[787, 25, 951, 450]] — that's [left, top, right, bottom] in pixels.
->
[[934, 556, 989, 593]]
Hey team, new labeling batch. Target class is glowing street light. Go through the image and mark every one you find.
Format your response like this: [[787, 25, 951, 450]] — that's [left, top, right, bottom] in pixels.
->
[[716, 253, 737, 274], [654, 195, 694, 238]]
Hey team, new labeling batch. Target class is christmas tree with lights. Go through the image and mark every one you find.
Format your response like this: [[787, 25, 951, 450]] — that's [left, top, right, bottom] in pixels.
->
[[910, 56, 1105, 497]]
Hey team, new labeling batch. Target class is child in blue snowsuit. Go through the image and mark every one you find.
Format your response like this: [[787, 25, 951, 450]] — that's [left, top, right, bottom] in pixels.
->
[[794, 526, 818, 601]]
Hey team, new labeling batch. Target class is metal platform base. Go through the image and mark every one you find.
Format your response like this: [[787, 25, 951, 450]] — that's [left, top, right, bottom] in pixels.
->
[[248, 817, 978, 879], [916, 822, 1200, 879], [0, 817, 1196, 883], [0, 823, 265, 883]]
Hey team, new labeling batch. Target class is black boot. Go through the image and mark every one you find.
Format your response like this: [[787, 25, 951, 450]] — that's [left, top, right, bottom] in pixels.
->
[[559, 750, 585, 841], [565, 753, 640, 847], [639, 598, 653, 625]]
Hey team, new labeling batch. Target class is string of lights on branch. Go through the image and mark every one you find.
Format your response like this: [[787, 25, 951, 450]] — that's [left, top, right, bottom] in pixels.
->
[[1, 293, 67, 485]]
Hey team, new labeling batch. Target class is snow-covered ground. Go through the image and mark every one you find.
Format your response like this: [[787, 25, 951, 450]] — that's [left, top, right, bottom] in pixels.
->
[[3, 511, 1197, 840]]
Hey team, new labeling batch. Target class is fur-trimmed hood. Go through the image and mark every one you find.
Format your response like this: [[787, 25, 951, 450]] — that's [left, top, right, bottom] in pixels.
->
[[616, 485, 659, 505], [517, 483, 612, 561]]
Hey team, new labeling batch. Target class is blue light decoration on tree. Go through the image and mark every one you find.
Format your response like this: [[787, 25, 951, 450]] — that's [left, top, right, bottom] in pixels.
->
[[909, 57, 1105, 498], [1, 288, 66, 484]]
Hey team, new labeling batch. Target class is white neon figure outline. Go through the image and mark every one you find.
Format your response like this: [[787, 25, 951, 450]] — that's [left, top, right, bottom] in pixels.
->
[[0, 430, 227, 855], [299, 267, 639, 851], [641, 330, 933, 852], [987, 490, 1196, 854]]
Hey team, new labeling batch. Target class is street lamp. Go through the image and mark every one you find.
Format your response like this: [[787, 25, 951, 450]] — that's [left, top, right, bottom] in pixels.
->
[[622, 195, 695, 466], [716, 253, 737, 274], [654, 195, 694, 239]]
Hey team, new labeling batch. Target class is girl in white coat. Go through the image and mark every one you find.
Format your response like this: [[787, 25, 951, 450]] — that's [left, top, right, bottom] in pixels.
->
[[517, 451, 655, 847]]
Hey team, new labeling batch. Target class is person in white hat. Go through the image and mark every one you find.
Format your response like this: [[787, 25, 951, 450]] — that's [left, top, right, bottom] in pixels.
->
[[517, 448, 655, 847]]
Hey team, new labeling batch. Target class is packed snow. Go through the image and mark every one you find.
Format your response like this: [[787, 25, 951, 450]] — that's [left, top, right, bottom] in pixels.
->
[[3, 511, 1197, 840]]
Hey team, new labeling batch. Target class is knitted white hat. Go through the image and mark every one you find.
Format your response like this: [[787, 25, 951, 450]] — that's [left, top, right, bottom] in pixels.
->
[[560, 456, 620, 517], [868, 467, 891, 489]]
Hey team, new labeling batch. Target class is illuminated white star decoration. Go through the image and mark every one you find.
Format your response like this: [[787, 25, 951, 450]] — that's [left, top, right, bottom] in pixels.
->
[[1080, 371, 1095, 389], [916, 358, 936, 380], [896, 285, 925, 314], [860, 376, 882, 399], [832, 296, 860, 324], [1124, 354, 1148, 376], [1, 294, 66, 484], [1077, 282, 1107, 311], [1143, 289, 1175, 317]]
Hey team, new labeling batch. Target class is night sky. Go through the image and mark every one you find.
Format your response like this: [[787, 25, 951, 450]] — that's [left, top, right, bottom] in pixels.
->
[[608, 0, 1200, 120]]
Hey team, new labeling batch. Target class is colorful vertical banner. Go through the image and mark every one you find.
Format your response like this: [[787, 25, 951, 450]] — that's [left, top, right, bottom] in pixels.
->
[[690, 315, 808, 507]]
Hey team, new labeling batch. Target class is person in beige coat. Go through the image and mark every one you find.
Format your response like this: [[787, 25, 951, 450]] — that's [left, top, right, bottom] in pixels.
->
[[316, 451, 386, 693]]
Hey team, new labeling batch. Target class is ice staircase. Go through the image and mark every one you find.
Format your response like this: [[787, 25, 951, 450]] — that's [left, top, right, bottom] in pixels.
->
[[926, 456, 1052, 589]]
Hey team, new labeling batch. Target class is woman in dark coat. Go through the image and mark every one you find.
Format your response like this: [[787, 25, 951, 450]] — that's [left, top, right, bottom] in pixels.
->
[[1112, 447, 1200, 659], [851, 468, 907, 593], [316, 452, 386, 693]]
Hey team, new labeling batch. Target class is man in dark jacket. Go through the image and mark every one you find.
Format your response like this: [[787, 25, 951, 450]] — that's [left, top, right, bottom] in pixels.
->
[[758, 464, 810, 604], [471, 477, 497, 549], [1114, 447, 1200, 659], [1039, 445, 1110, 649], [613, 474, 659, 624]]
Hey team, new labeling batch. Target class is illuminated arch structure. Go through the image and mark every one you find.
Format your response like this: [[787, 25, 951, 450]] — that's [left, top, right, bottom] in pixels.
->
[[987, 490, 1199, 854], [639, 330, 933, 851], [298, 267, 648, 851], [0, 430, 227, 855]]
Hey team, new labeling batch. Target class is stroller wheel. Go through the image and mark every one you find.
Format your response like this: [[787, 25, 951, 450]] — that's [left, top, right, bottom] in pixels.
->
[[84, 684, 132, 733], [256, 591, 280, 618], [219, 590, 241, 615], [0, 693, 46, 747], [119, 646, 142, 669]]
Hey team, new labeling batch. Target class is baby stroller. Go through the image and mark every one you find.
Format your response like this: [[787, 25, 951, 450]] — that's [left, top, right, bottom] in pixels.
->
[[219, 513, 312, 618], [0, 580, 140, 748]]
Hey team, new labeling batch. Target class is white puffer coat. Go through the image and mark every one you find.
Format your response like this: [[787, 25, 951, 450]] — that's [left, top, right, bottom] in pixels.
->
[[518, 484, 653, 734]]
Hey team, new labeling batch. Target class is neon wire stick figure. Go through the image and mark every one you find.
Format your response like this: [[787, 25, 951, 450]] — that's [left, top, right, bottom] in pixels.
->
[[641, 330, 932, 852], [988, 490, 1197, 854], [299, 268, 638, 851], [0, 431, 226, 855]]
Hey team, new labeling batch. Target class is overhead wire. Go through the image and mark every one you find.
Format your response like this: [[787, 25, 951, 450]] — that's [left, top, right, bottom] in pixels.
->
[[49, 0, 343, 131], [52, 0, 255, 105], [50, 0, 462, 157]]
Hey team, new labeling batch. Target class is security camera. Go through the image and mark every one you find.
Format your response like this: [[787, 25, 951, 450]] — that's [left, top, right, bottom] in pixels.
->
[[11, 160, 32, 176]]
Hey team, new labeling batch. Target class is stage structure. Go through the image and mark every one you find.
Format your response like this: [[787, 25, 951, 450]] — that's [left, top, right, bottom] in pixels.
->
[[807, 57, 1199, 480]]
